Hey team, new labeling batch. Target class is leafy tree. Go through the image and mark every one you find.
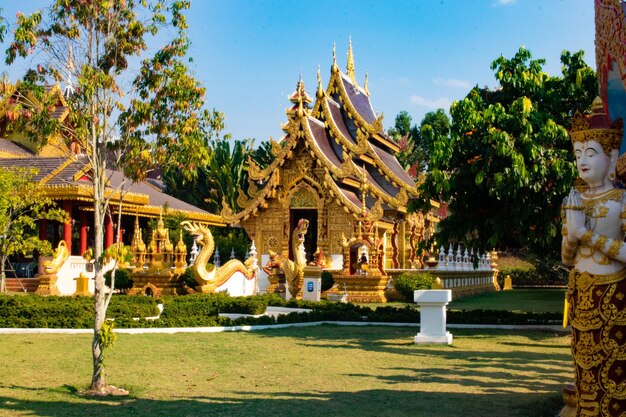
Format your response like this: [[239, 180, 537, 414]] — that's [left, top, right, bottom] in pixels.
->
[[0, 167, 67, 293], [389, 110, 450, 174], [415, 109, 450, 171], [163, 137, 260, 213], [4, 1, 222, 394], [388, 111, 417, 172], [414, 48, 596, 255]]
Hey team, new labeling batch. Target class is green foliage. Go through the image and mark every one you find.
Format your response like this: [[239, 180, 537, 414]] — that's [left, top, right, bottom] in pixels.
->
[[162, 138, 262, 214], [416, 48, 596, 256], [104, 268, 133, 293], [394, 273, 435, 300], [499, 260, 568, 288], [0, 291, 564, 328], [389, 109, 450, 174], [321, 271, 335, 292], [0, 167, 67, 292], [212, 227, 251, 261], [0, 294, 160, 328], [179, 267, 197, 288]]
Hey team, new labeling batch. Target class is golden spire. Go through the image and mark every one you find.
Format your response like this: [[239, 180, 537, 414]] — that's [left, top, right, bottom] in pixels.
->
[[332, 42, 338, 73], [316, 65, 324, 99], [347, 37, 356, 84], [364, 71, 370, 96]]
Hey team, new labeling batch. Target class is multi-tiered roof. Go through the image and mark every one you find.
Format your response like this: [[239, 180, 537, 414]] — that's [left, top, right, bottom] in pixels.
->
[[224, 42, 419, 224]]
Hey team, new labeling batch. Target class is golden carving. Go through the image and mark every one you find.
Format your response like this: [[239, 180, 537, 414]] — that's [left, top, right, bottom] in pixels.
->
[[43, 240, 69, 275], [181, 221, 255, 293], [596, 0, 626, 97]]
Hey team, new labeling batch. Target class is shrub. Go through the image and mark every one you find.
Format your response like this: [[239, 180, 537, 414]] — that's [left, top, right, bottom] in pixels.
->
[[179, 267, 197, 288], [104, 268, 133, 293], [321, 271, 335, 292], [394, 273, 435, 300]]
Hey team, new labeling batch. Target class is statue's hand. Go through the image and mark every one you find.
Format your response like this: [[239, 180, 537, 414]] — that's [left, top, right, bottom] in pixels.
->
[[565, 188, 587, 241]]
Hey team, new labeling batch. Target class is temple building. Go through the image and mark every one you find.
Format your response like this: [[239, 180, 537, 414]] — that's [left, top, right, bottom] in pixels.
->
[[0, 82, 224, 293], [222, 42, 440, 296]]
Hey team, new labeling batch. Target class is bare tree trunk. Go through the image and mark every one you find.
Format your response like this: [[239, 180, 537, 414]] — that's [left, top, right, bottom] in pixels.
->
[[0, 255, 6, 294], [90, 196, 107, 392]]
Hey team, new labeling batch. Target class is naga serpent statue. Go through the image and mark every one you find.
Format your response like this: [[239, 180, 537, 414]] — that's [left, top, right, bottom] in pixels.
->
[[181, 221, 256, 293], [264, 219, 309, 298]]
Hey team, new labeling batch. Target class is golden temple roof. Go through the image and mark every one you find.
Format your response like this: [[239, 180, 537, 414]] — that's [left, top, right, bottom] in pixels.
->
[[224, 42, 420, 225]]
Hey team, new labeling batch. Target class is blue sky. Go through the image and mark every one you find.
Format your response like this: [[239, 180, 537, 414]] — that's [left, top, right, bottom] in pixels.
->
[[1, 0, 595, 143]]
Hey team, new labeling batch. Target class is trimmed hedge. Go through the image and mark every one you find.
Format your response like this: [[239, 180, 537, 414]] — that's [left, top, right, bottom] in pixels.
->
[[0, 294, 160, 328], [499, 266, 567, 287], [0, 292, 562, 328], [394, 273, 435, 300]]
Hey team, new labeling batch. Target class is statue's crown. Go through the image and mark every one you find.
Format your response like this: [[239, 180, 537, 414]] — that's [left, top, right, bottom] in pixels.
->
[[570, 96, 623, 155]]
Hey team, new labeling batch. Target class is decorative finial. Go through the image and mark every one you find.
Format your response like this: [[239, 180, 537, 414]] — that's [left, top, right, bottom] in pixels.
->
[[347, 37, 356, 84], [332, 42, 338, 73], [364, 71, 370, 96], [316, 65, 324, 99], [63, 44, 75, 99], [297, 98, 304, 118]]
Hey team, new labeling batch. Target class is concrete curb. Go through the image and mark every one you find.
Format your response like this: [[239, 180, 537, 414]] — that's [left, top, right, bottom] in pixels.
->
[[0, 321, 569, 334]]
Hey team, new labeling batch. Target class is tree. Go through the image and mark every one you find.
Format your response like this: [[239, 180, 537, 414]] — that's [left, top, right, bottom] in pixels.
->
[[415, 109, 450, 172], [4, 1, 222, 394], [389, 109, 450, 174], [0, 167, 67, 293], [415, 48, 596, 255], [163, 137, 263, 213]]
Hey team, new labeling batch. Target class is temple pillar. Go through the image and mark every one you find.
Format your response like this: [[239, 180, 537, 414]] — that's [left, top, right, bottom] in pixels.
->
[[39, 219, 47, 241], [398, 222, 406, 269], [391, 223, 399, 269], [79, 211, 88, 255], [62, 201, 72, 254], [105, 214, 114, 249]]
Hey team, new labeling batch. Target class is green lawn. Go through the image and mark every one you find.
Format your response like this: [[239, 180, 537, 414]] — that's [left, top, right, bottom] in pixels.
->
[[364, 289, 566, 314], [0, 325, 572, 417], [448, 289, 566, 313]]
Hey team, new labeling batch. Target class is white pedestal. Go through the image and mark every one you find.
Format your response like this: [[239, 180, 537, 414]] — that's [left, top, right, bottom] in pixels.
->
[[414, 289, 453, 345]]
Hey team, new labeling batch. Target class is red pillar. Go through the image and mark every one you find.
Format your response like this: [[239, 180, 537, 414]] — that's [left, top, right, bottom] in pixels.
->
[[63, 201, 72, 254], [39, 219, 47, 241], [79, 211, 88, 255], [105, 214, 114, 249]]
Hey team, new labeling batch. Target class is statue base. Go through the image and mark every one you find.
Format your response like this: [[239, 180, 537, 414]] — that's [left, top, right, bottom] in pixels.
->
[[329, 273, 388, 303], [35, 274, 60, 296]]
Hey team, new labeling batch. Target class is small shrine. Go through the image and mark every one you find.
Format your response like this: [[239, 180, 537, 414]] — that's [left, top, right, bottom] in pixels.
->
[[127, 214, 188, 296], [221, 41, 440, 301]]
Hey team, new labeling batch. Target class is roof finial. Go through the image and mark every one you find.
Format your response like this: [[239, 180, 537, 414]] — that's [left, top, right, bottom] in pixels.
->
[[63, 44, 75, 99], [317, 65, 324, 99], [347, 36, 356, 84], [332, 42, 338, 73], [364, 71, 370, 96]]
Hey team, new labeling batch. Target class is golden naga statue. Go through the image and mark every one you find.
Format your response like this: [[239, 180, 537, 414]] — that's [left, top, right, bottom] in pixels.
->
[[261, 218, 309, 298], [561, 97, 626, 416], [181, 221, 255, 293], [43, 240, 70, 275]]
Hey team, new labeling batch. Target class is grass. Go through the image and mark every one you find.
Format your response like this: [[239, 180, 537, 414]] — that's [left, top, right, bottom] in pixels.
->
[[448, 289, 566, 313], [0, 325, 572, 417], [363, 289, 566, 313]]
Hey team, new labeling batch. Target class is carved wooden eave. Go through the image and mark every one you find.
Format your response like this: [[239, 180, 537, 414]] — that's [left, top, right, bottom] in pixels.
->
[[248, 137, 297, 181], [0, 82, 70, 123], [595, 0, 626, 94], [220, 170, 280, 224]]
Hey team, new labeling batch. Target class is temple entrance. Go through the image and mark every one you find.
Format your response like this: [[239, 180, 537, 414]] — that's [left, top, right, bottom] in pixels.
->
[[289, 209, 317, 263]]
